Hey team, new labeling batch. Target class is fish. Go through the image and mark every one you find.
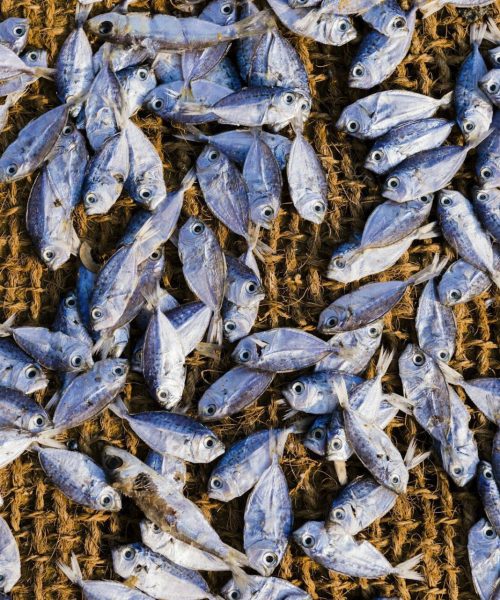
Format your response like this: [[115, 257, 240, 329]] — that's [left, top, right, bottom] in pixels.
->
[[178, 217, 227, 345], [381, 130, 492, 202], [232, 327, 336, 372], [140, 520, 230, 572], [362, 0, 409, 36], [58, 553, 155, 600], [222, 301, 260, 343], [52, 359, 128, 430], [480, 69, 500, 107], [102, 446, 249, 569], [282, 371, 363, 414], [416, 278, 456, 363], [0, 429, 59, 470], [348, 5, 417, 89], [364, 119, 453, 175], [473, 187, 500, 241], [0, 17, 29, 54], [243, 453, 293, 576], [467, 518, 500, 600], [359, 196, 434, 249], [208, 425, 301, 501], [266, 0, 357, 46], [225, 253, 265, 307], [110, 397, 225, 462], [437, 255, 496, 305], [243, 130, 283, 229], [82, 131, 130, 215], [437, 189, 500, 287], [36, 447, 122, 511], [455, 24, 493, 144], [0, 338, 47, 394], [55, 2, 94, 116], [53, 292, 93, 348], [198, 366, 274, 420], [293, 521, 423, 580], [318, 255, 446, 333], [314, 320, 384, 374], [287, 130, 328, 224], [475, 112, 500, 189], [303, 414, 330, 456], [93, 41, 154, 73], [0, 103, 70, 182], [326, 222, 440, 283], [0, 516, 20, 594], [154, 51, 183, 84], [477, 461, 500, 536], [117, 64, 156, 117], [336, 90, 453, 139], [0, 386, 51, 432], [0, 44, 53, 97], [439, 361, 500, 425], [111, 543, 220, 600], [494, 429, 500, 486], [421, 0, 495, 17], [144, 451, 187, 492], [87, 10, 274, 51], [0, 315, 93, 373], [221, 575, 311, 600], [177, 125, 291, 169]]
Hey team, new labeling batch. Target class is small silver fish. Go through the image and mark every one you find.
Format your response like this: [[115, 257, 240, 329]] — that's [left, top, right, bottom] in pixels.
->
[[222, 300, 259, 342], [303, 414, 330, 456], [477, 461, 500, 536], [0, 17, 29, 54], [473, 187, 500, 241], [178, 218, 227, 345], [365, 119, 453, 175], [0, 338, 47, 394], [244, 453, 293, 576], [318, 255, 446, 333], [0, 516, 20, 594], [362, 0, 408, 36], [467, 518, 500, 600], [110, 397, 225, 462], [37, 447, 122, 511], [117, 64, 156, 116], [198, 366, 274, 420], [480, 69, 500, 107], [0, 44, 53, 97], [437, 255, 496, 306], [294, 521, 423, 580], [221, 574, 311, 599], [287, 130, 328, 224], [0, 386, 50, 432], [225, 253, 265, 307], [336, 90, 453, 139], [476, 112, 500, 189], [53, 292, 93, 348]]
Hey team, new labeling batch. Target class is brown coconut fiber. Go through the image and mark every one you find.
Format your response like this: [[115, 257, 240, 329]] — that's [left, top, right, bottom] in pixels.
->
[[0, 0, 499, 598]]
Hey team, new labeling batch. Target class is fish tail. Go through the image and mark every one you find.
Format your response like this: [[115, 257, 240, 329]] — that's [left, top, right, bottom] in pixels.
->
[[334, 460, 348, 485], [437, 90, 453, 107], [407, 254, 448, 287], [109, 396, 130, 419], [404, 438, 431, 470], [57, 553, 83, 584], [414, 221, 440, 240], [179, 167, 197, 193], [231, 564, 259, 593], [207, 311, 223, 346], [386, 393, 414, 415], [375, 347, 395, 379], [91, 334, 114, 359], [418, 0, 444, 18], [75, 1, 91, 27], [470, 21, 488, 48], [34, 67, 56, 80], [231, 10, 275, 39], [283, 408, 299, 421], [393, 553, 424, 581], [196, 341, 221, 359], [0, 313, 16, 337], [225, 548, 250, 569], [333, 378, 350, 410], [44, 390, 61, 412], [485, 16, 500, 44], [437, 361, 465, 387], [173, 124, 208, 143], [79, 241, 100, 273]]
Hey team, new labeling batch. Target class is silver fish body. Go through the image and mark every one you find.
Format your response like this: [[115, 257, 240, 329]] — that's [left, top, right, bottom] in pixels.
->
[[0, 516, 20, 594], [145, 451, 187, 492], [476, 112, 500, 188], [336, 90, 453, 139], [473, 187, 500, 241], [198, 366, 274, 420], [117, 64, 156, 116], [243, 455, 293, 576], [0, 386, 50, 432], [467, 518, 500, 600], [287, 131, 328, 224], [221, 574, 311, 599], [437, 255, 496, 305], [477, 461, 500, 536], [365, 119, 453, 175], [37, 447, 121, 511], [0, 339, 47, 394]]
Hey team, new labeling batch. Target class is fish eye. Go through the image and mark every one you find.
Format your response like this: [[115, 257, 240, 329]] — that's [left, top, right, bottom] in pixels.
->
[[137, 68, 148, 80], [157, 388, 169, 400], [229, 591, 241, 600], [483, 467, 493, 479], [62, 125, 73, 135], [85, 193, 98, 205], [67, 439, 78, 451], [463, 120, 475, 133], [191, 221, 205, 235], [204, 436, 217, 448], [476, 191, 488, 201], [100, 493, 113, 507], [123, 547, 136, 560], [333, 507, 345, 520], [392, 16, 406, 29], [43, 249, 55, 260], [412, 352, 425, 366], [104, 455, 123, 470], [210, 476, 223, 489], [347, 120, 359, 132], [338, 19, 349, 32], [221, 2, 233, 13], [64, 295, 76, 308], [149, 249, 162, 260], [420, 194, 432, 203], [292, 381, 305, 394], [28, 51, 38, 61], [208, 149, 219, 161], [387, 176, 399, 189], [262, 205, 274, 218], [391, 473, 400, 485], [437, 350, 449, 361], [205, 404, 217, 416], [99, 20, 114, 35], [13, 25, 26, 36], [91, 307, 103, 320], [30, 414, 47, 428], [495, 54, 500, 65], [334, 257, 345, 269], [0, 574, 5, 583], [139, 188, 152, 200], [238, 349, 251, 362], [368, 326, 379, 338], [224, 320, 236, 332], [311, 427, 325, 441], [488, 82, 499, 93], [300, 101, 309, 111], [351, 64, 365, 78], [283, 92, 295, 105], [326, 315, 338, 328], [245, 281, 258, 294], [70, 355, 83, 368], [449, 289, 462, 301], [480, 167, 493, 180], [440, 195, 452, 206], [331, 438, 343, 451], [484, 526, 496, 539], [371, 150, 383, 161], [301, 534, 315, 548], [152, 98, 164, 110], [263, 552, 278, 566], [6, 164, 18, 176], [113, 365, 125, 376], [452, 466, 463, 475], [313, 201, 325, 213], [25, 365, 40, 379], [152, 523, 161, 533]]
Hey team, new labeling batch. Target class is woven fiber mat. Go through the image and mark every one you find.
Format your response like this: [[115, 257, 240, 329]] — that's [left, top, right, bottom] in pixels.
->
[[0, 0, 499, 598]]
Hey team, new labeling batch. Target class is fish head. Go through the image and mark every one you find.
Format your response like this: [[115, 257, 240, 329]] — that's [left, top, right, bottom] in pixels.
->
[[223, 303, 257, 343], [440, 441, 479, 487], [477, 155, 500, 189], [317, 305, 349, 334], [283, 375, 322, 412], [459, 105, 494, 145], [336, 103, 370, 139], [38, 243, 73, 271], [129, 64, 157, 94], [0, 17, 29, 53], [231, 336, 261, 367], [293, 520, 328, 556], [145, 85, 178, 119], [480, 70, 500, 106], [384, 462, 409, 494], [488, 47, 500, 68], [198, 388, 226, 421], [326, 240, 361, 283], [354, 320, 384, 349], [328, 499, 357, 535], [477, 460, 495, 491], [220, 577, 256, 600], [111, 543, 144, 579], [325, 417, 350, 461], [98, 359, 129, 389], [23, 406, 52, 434], [178, 217, 212, 253], [101, 444, 142, 486], [381, 170, 413, 202], [296, 192, 327, 224], [89, 297, 122, 332], [303, 417, 328, 455], [0, 155, 22, 183], [21, 48, 48, 68], [14, 362, 48, 395], [86, 13, 129, 42], [94, 483, 122, 512], [65, 339, 94, 372], [207, 468, 234, 501], [364, 143, 392, 174], [249, 197, 279, 230], [468, 518, 499, 563], [83, 180, 122, 215], [398, 344, 432, 389], [325, 16, 357, 47], [196, 143, 229, 174], [189, 428, 225, 461], [348, 59, 378, 89], [200, 0, 238, 26], [436, 189, 466, 219], [246, 540, 282, 577], [268, 89, 311, 132], [437, 263, 470, 306], [227, 275, 264, 308]]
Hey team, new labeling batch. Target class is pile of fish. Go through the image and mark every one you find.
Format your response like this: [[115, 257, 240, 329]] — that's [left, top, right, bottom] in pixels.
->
[[0, 0, 498, 598]]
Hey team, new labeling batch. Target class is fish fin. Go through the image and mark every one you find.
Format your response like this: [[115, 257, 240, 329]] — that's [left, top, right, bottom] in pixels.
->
[[34, 67, 56, 80], [283, 408, 299, 421], [393, 553, 424, 581], [109, 396, 130, 419], [470, 21, 488, 48], [169, 230, 179, 249], [334, 460, 348, 485], [178, 82, 195, 102], [179, 167, 197, 193], [437, 90, 453, 107], [225, 548, 250, 570], [36, 435, 67, 449], [404, 438, 431, 470], [375, 347, 394, 378], [44, 390, 61, 412], [173, 124, 208, 143], [485, 16, 500, 44], [177, 100, 210, 117], [57, 553, 83, 584], [75, 1, 91, 26], [436, 361, 465, 387], [333, 378, 350, 410], [0, 313, 16, 337], [287, 416, 315, 435], [418, 0, 444, 17], [414, 221, 440, 240], [466, 127, 494, 151], [386, 393, 413, 415], [407, 254, 448, 287], [231, 565, 259, 592], [232, 10, 275, 39], [207, 312, 223, 346], [91, 334, 113, 359]]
